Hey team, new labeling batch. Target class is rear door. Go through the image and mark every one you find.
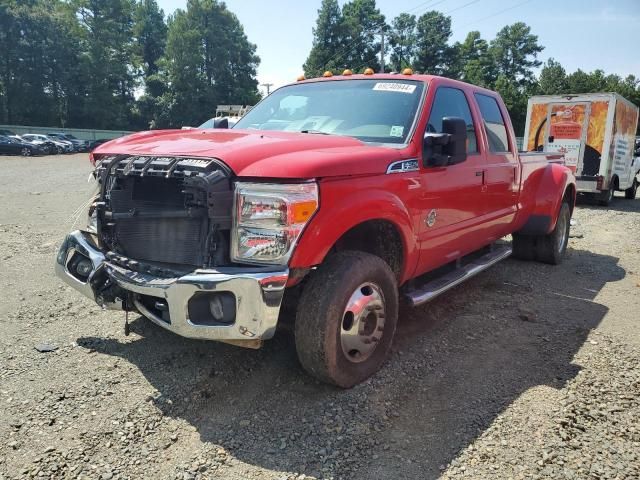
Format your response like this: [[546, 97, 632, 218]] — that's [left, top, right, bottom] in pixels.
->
[[544, 102, 591, 174], [474, 93, 519, 238]]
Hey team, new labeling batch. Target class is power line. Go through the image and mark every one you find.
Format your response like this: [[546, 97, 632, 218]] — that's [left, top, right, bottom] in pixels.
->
[[456, 0, 534, 29]]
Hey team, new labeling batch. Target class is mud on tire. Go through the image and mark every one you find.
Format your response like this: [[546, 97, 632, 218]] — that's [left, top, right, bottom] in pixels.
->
[[294, 251, 398, 388]]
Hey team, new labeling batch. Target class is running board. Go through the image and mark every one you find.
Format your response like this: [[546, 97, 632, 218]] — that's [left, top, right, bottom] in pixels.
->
[[404, 245, 512, 307]]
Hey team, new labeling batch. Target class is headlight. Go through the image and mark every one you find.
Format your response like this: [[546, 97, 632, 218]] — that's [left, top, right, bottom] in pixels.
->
[[232, 182, 318, 265]]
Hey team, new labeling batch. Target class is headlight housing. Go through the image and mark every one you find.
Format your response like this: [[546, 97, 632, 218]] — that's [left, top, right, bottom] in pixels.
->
[[232, 182, 318, 265]]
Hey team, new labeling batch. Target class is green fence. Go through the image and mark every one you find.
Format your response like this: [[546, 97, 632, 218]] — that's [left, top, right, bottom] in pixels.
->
[[0, 124, 133, 141]]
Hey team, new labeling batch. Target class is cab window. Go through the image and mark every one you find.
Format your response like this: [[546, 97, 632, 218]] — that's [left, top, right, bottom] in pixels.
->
[[427, 87, 478, 153], [474, 93, 510, 152]]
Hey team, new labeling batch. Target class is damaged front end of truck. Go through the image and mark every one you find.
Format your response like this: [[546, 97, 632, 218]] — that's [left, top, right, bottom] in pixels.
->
[[55, 155, 290, 348]]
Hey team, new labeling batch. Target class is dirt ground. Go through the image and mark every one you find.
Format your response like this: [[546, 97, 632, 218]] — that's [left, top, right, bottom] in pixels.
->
[[0, 154, 638, 480]]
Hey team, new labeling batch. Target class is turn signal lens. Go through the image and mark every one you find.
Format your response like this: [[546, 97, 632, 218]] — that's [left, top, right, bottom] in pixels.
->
[[363, 68, 374, 75], [291, 200, 318, 223], [323, 71, 333, 77]]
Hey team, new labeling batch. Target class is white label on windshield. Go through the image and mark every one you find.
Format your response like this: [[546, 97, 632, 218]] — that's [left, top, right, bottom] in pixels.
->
[[390, 126, 405, 137], [373, 82, 416, 94]]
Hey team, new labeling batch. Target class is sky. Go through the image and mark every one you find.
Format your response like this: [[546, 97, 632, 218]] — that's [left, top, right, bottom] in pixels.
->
[[157, 0, 640, 96]]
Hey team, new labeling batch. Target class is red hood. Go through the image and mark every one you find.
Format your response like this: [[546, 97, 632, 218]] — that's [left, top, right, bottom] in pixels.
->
[[95, 129, 407, 178]]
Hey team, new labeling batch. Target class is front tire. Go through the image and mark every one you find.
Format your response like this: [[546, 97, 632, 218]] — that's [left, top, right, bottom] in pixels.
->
[[20, 147, 32, 157], [295, 251, 398, 388]]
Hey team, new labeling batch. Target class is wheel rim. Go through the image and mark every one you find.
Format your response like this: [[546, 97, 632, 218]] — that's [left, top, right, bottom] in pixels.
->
[[21, 147, 31, 156], [340, 282, 385, 363], [556, 208, 568, 253]]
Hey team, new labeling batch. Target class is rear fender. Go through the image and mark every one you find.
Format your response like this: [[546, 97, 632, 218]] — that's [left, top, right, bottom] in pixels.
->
[[289, 186, 417, 284], [518, 163, 575, 235]]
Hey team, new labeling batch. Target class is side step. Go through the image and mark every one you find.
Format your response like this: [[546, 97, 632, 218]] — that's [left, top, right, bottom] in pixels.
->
[[404, 245, 512, 307]]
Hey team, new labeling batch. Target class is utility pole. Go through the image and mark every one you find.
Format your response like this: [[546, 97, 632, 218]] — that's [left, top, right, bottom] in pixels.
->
[[379, 30, 385, 73], [260, 83, 274, 96]]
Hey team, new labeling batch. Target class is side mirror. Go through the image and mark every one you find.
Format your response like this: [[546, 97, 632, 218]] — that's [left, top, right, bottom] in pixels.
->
[[213, 117, 229, 129], [548, 135, 555, 143], [423, 117, 467, 167]]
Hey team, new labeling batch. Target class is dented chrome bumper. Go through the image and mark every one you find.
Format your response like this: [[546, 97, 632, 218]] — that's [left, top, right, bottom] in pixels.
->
[[55, 231, 288, 346]]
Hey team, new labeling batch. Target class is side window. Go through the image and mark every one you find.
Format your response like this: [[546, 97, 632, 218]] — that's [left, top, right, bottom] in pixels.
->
[[427, 87, 478, 153], [475, 94, 510, 152]]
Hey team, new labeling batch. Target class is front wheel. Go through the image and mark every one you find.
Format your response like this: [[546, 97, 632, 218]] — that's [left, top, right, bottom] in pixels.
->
[[295, 251, 398, 388], [20, 147, 32, 157]]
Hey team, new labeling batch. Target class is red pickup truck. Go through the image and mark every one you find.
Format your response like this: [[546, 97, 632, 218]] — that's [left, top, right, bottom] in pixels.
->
[[56, 73, 575, 387]]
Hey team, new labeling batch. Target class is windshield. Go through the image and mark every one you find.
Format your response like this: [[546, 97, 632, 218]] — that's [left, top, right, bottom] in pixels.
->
[[234, 79, 425, 144]]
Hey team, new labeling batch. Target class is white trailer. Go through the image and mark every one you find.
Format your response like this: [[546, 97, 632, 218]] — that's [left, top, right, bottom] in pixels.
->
[[523, 93, 639, 205]]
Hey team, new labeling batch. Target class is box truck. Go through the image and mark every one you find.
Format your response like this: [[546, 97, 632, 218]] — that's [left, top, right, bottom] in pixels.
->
[[523, 93, 639, 205]]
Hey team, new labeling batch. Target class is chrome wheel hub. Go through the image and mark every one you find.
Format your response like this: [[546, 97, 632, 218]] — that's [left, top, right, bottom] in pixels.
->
[[340, 282, 385, 363]]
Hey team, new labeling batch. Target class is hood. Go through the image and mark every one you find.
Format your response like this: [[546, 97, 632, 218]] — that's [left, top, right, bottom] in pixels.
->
[[95, 129, 408, 178]]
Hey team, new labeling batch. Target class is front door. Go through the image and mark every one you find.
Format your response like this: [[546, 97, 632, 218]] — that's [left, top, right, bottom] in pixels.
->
[[545, 102, 591, 174], [414, 86, 487, 276]]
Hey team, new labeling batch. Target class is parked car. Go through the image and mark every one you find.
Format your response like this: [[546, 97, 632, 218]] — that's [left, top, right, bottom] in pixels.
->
[[11, 135, 56, 154], [22, 134, 71, 154], [44, 134, 75, 153], [48, 133, 89, 152], [56, 72, 576, 388], [88, 138, 112, 151], [0, 135, 45, 156]]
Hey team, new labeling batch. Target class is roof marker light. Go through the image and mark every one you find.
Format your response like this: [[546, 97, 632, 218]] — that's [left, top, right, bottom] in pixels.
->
[[402, 68, 414, 75], [342, 69, 353, 76], [363, 68, 374, 75], [297, 75, 306, 81], [323, 71, 333, 77]]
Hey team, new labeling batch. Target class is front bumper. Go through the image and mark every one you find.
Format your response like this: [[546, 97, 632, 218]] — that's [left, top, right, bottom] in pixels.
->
[[55, 231, 288, 345]]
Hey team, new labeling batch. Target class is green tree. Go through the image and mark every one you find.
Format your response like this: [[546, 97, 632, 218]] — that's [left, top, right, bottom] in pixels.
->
[[454, 31, 495, 87], [74, 0, 137, 129], [303, 0, 344, 77], [389, 13, 416, 72], [490, 22, 543, 88], [538, 58, 568, 94], [340, 0, 386, 72], [156, 0, 260, 128], [414, 11, 454, 76], [495, 74, 529, 135]]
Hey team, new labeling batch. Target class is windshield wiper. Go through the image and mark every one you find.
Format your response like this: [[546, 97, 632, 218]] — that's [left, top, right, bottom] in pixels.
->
[[300, 129, 331, 135]]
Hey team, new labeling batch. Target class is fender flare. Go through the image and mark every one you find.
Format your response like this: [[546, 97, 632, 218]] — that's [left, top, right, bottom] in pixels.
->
[[518, 163, 576, 236], [289, 188, 418, 283]]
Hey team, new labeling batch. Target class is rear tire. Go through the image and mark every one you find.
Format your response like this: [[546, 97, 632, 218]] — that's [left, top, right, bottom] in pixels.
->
[[598, 179, 616, 206], [624, 179, 638, 199], [536, 202, 571, 265], [294, 251, 398, 388], [512, 234, 535, 261], [20, 147, 32, 157]]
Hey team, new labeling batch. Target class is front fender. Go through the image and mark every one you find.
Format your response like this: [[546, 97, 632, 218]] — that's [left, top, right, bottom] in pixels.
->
[[517, 162, 575, 235], [289, 179, 418, 283]]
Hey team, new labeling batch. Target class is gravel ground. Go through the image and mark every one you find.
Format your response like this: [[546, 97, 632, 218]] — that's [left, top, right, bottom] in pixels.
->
[[0, 154, 638, 480]]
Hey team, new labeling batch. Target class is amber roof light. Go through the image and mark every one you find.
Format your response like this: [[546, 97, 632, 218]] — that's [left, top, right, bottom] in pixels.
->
[[297, 74, 306, 81], [323, 71, 333, 77], [363, 68, 374, 75], [342, 69, 353, 76], [402, 68, 414, 75]]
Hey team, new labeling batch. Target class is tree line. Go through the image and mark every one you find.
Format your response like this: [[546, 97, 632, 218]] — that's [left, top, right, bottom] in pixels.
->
[[305, 0, 640, 134], [1, 0, 639, 135], [0, 0, 261, 130]]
